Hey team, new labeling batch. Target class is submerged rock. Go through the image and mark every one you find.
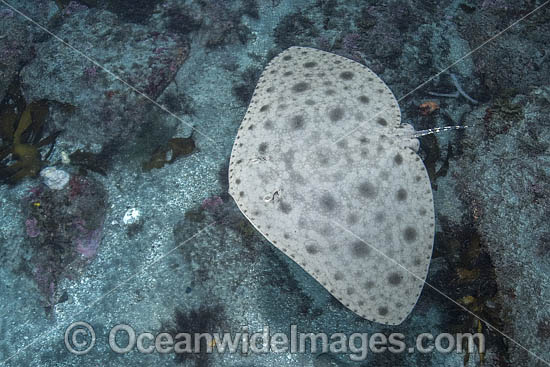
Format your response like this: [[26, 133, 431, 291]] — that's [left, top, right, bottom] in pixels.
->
[[21, 8, 189, 150]]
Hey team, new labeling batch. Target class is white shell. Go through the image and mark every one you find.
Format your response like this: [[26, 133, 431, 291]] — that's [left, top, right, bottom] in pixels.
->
[[40, 167, 70, 190]]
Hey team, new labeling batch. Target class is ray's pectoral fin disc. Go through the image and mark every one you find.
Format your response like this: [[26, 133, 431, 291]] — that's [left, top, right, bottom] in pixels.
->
[[228, 46, 435, 325]]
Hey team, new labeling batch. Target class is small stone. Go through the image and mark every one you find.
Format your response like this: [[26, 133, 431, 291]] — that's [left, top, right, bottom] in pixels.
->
[[61, 151, 71, 165], [123, 208, 141, 225]]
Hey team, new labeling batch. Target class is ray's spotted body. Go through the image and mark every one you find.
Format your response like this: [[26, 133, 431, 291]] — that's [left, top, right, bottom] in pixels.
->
[[229, 46, 435, 325]]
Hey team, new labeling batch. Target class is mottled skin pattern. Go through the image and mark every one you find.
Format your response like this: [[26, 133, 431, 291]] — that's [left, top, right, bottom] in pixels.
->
[[229, 47, 434, 325]]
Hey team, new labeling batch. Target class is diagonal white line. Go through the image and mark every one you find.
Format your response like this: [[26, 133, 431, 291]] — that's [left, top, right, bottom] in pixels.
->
[[326, 8, 550, 361], [332, 220, 550, 366], [332, 0, 550, 144], [397, 0, 550, 103], [0, 0, 219, 146], [0, 2, 224, 364], [0, 222, 216, 365], [2, 0, 549, 364], [0, 251, 89, 324]]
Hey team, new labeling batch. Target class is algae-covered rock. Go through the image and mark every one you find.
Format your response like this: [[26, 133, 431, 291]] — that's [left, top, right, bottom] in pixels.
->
[[21, 8, 189, 150], [450, 87, 550, 365]]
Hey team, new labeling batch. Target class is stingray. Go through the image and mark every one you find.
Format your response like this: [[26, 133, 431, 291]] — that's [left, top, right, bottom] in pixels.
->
[[228, 46, 435, 325]]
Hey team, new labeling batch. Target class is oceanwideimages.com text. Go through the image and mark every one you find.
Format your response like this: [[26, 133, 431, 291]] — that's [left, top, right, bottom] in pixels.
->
[[65, 322, 485, 361]]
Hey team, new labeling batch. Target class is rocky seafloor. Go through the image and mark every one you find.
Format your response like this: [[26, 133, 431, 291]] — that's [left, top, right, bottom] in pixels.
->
[[0, 0, 549, 366]]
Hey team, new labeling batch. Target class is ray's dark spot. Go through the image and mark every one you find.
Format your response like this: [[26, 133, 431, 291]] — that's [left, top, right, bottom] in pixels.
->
[[396, 188, 407, 201], [388, 272, 402, 285], [358, 95, 369, 104], [346, 213, 359, 225], [283, 55, 292, 61], [325, 89, 336, 96], [378, 306, 389, 316], [283, 71, 293, 77], [264, 120, 273, 129], [258, 142, 268, 154], [305, 99, 316, 105], [340, 71, 354, 80], [304, 61, 317, 68], [350, 241, 371, 258], [358, 181, 377, 198], [363, 280, 374, 290], [320, 193, 337, 211], [334, 272, 344, 281], [336, 139, 347, 148], [290, 115, 305, 130], [279, 201, 292, 214], [305, 244, 320, 255], [394, 153, 403, 165], [403, 226, 417, 243], [377, 117, 388, 126], [329, 107, 344, 122], [260, 104, 269, 112], [292, 81, 310, 93]]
